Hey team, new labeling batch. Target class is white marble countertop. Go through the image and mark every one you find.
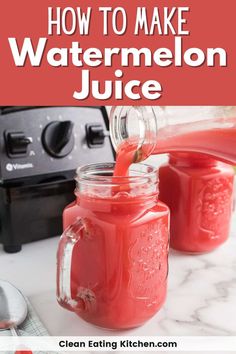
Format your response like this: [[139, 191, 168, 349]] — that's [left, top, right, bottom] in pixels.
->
[[0, 213, 236, 353]]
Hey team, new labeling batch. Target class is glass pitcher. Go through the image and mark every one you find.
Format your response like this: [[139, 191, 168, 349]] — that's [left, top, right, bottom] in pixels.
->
[[109, 106, 236, 164], [57, 163, 169, 329]]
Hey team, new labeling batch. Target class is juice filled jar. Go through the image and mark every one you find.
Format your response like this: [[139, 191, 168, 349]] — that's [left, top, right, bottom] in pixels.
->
[[159, 153, 234, 253], [57, 163, 170, 329]]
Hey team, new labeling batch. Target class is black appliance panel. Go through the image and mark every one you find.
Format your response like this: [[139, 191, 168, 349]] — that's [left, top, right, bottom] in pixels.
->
[[0, 106, 115, 253], [0, 107, 114, 183]]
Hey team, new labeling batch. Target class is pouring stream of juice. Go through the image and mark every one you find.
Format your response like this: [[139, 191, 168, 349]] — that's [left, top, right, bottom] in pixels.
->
[[114, 116, 236, 177]]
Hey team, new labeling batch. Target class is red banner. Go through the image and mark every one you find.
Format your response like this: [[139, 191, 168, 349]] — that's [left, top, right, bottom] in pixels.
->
[[0, 0, 235, 105]]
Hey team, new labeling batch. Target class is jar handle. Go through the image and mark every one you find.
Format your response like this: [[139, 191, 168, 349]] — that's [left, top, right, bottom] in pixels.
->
[[57, 218, 85, 312]]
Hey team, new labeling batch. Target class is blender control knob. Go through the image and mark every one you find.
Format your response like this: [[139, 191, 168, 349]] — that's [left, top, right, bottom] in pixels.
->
[[42, 121, 74, 158], [6, 132, 32, 156], [86, 124, 109, 147]]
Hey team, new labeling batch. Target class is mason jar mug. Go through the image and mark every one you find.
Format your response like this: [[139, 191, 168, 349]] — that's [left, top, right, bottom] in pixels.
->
[[57, 163, 169, 329]]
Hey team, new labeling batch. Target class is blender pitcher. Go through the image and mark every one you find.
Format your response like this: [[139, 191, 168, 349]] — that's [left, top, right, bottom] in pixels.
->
[[109, 106, 236, 164], [57, 163, 169, 329]]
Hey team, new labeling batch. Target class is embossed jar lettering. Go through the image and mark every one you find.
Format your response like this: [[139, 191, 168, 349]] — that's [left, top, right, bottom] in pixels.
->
[[200, 177, 233, 240], [128, 219, 169, 307]]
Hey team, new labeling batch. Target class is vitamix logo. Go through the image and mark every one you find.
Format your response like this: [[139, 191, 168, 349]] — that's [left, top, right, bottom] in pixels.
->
[[6, 163, 34, 172]]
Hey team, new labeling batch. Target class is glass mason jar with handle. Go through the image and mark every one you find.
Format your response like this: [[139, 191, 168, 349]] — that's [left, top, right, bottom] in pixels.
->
[[159, 153, 235, 254], [110, 106, 236, 164], [57, 163, 170, 330]]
